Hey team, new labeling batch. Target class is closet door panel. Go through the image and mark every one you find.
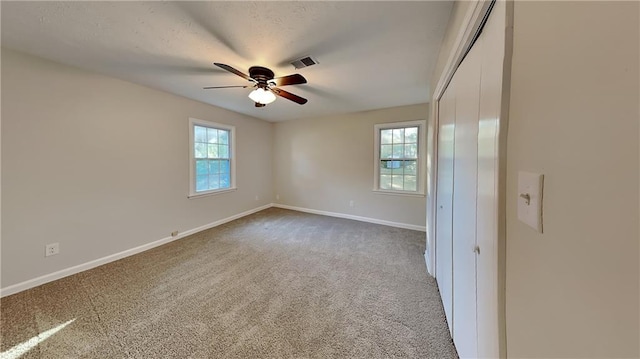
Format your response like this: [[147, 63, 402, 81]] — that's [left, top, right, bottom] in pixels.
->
[[476, 1, 507, 357], [435, 82, 456, 334], [451, 37, 482, 359]]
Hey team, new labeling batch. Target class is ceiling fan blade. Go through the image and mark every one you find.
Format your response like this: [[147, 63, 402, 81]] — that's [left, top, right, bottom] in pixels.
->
[[214, 63, 254, 82], [271, 74, 307, 87], [203, 85, 250, 89], [271, 88, 308, 105]]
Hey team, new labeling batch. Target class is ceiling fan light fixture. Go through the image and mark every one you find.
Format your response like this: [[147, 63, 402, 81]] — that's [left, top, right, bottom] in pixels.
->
[[248, 88, 276, 105], [209, 63, 307, 106]]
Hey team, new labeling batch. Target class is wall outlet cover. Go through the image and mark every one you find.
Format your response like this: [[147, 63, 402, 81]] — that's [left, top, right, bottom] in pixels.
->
[[45, 243, 60, 257]]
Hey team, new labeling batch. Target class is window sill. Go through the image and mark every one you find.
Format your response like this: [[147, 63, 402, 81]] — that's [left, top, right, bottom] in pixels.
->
[[188, 187, 237, 199], [372, 189, 426, 198]]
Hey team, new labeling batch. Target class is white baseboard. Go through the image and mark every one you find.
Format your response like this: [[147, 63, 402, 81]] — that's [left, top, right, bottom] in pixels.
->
[[272, 203, 426, 232], [0, 204, 273, 298]]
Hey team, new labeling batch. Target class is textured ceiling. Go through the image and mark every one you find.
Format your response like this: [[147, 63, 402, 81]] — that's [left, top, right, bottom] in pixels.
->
[[1, 1, 452, 122]]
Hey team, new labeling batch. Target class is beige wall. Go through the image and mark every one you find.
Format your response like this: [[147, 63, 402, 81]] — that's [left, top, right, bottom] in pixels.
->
[[1, 49, 274, 288], [506, 2, 639, 357], [273, 104, 428, 228]]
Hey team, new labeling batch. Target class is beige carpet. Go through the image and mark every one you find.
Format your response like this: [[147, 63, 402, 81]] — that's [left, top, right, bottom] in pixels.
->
[[1, 208, 457, 358]]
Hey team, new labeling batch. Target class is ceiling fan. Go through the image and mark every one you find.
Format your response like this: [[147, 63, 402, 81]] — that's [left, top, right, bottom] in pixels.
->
[[204, 63, 308, 107]]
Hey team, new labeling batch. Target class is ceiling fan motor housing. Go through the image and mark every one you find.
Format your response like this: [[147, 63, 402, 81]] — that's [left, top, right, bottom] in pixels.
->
[[249, 66, 275, 84]]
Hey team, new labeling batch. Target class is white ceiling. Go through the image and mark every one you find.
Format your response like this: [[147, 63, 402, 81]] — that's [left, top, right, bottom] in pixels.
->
[[1, 1, 452, 122]]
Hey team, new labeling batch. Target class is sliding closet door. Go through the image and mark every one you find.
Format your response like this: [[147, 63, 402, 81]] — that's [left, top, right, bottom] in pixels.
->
[[451, 36, 482, 359], [435, 80, 456, 334]]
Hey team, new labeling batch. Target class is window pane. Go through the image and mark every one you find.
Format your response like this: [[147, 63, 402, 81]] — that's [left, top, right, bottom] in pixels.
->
[[404, 175, 417, 191], [208, 160, 219, 174], [405, 160, 417, 175], [192, 122, 234, 194], [220, 160, 230, 174], [380, 161, 393, 174], [195, 126, 207, 143], [194, 143, 207, 159], [196, 175, 208, 192], [392, 161, 404, 175], [392, 175, 404, 190], [219, 144, 229, 159], [381, 129, 393, 144], [380, 144, 393, 159], [208, 144, 218, 158], [207, 128, 218, 143], [405, 127, 418, 143], [405, 143, 418, 159], [380, 175, 392, 190], [196, 160, 208, 175], [219, 130, 229, 145], [208, 174, 220, 189], [392, 128, 404, 143], [375, 123, 421, 193], [392, 144, 404, 158], [220, 173, 230, 188]]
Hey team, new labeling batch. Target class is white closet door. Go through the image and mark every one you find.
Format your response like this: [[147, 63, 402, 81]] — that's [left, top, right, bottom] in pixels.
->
[[435, 79, 456, 334], [476, 1, 506, 357], [451, 34, 482, 359], [434, 1, 507, 356]]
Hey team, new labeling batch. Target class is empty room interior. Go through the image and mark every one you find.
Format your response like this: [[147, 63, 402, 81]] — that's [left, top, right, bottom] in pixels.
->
[[1, 1, 638, 358]]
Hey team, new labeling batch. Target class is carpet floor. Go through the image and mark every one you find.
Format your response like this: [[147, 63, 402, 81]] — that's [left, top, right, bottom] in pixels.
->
[[1, 208, 457, 358]]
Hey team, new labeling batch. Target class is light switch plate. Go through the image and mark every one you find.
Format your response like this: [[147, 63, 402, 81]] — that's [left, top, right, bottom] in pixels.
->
[[517, 171, 544, 233]]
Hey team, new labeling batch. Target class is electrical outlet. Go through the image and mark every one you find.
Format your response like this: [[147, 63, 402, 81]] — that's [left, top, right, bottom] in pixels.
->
[[349, 200, 355, 207], [45, 243, 60, 257], [171, 231, 178, 237], [255, 195, 259, 201], [276, 194, 280, 200]]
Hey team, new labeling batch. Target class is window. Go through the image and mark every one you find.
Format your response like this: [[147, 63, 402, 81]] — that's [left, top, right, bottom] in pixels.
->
[[188, 118, 236, 197], [374, 120, 426, 195]]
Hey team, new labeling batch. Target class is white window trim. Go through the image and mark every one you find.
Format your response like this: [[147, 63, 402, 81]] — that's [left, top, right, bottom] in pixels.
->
[[373, 119, 427, 197], [188, 117, 237, 199]]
